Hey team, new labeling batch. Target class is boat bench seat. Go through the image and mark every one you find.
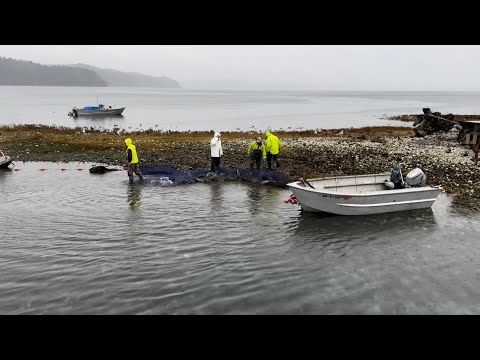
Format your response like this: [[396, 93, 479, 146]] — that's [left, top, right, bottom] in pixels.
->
[[323, 181, 386, 189]]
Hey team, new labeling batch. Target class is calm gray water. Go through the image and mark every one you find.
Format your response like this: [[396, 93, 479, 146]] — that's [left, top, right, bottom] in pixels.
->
[[1, 162, 480, 314], [3, 87, 480, 131]]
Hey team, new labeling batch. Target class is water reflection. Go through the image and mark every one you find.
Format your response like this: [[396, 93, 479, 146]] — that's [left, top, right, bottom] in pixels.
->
[[72, 115, 125, 122], [209, 183, 224, 201], [127, 183, 142, 209], [246, 185, 265, 214], [262, 186, 279, 215], [291, 208, 437, 239], [281, 208, 439, 261], [72, 115, 126, 130], [449, 197, 480, 216], [0, 167, 13, 175], [209, 183, 224, 216], [0, 167, 14, 187]]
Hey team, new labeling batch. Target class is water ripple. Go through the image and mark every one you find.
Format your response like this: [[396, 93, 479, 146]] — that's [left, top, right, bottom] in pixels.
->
[[1, 163, 480, 314]]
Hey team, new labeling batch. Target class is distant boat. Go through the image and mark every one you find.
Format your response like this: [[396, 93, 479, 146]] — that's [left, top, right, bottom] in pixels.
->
[[0, 150, 12, 169], [68, 104, 125, 117]]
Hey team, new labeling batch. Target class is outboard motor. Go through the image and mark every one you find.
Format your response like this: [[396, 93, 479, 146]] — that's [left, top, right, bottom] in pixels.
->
[[405, 168, 427, 187]]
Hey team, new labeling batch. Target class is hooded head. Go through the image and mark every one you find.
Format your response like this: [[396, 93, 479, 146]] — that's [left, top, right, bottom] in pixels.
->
[[211, 132, 221, 146], [125, 138, 132, 146], [256, 137, 262, 144], [265, 130, 272, 138]]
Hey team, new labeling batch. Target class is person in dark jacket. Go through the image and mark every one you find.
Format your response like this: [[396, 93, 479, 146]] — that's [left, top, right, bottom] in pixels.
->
[[247, 137, 266, 171]]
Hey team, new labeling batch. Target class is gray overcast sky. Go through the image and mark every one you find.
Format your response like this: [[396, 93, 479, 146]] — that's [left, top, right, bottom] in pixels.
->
[[0, 45, 479, 90]]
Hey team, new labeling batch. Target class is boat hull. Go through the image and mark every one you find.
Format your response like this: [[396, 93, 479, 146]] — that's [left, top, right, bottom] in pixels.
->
[[72, 107, 125, 116], [287, 175, 442, 215], [0, 156, 12, 169]]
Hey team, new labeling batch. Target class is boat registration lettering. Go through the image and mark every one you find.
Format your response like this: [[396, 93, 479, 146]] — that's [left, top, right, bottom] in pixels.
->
[[321, 194, 351, 200], [322, 194, 342, 199]]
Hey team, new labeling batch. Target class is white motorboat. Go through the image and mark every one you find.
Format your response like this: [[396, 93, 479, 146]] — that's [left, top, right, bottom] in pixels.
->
[[68, 104, 125, 117], [286, 168, 442, 216]]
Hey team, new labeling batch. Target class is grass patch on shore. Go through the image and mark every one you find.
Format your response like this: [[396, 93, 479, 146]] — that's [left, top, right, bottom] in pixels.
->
[[0, 124, 415, 165], [0, 124, 414, 150]]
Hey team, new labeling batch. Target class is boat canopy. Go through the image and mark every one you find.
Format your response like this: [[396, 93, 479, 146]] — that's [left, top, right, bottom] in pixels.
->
[[83, 106, 102, 110]]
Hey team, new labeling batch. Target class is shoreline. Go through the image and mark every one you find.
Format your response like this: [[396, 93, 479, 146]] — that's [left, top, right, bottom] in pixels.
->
[[1, 123, 480, 209]]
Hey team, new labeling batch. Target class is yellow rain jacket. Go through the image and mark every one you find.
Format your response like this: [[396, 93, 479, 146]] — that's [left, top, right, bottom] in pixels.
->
[[265, 131, 281, 155], [247, 140, 266, 158], [125, 138, 139, 164]]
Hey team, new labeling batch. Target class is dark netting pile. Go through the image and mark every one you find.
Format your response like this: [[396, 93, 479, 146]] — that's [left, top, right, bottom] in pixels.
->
[[139, 164, 293, 187]]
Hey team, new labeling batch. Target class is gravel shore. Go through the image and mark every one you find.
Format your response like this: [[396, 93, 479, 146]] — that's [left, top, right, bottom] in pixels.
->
[[1, 124, 479, 209]]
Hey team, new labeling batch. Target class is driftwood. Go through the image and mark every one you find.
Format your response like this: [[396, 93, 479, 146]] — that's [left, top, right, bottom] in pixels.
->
[[413, 108, 480, 164], [413, 108, 456, 137]]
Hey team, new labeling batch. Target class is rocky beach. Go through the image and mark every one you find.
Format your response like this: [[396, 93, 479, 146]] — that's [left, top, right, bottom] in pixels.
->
[[1, 122, 479, 209]]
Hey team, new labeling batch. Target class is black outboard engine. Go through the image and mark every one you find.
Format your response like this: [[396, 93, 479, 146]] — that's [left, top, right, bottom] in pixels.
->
[[389, 165, 404, 189]]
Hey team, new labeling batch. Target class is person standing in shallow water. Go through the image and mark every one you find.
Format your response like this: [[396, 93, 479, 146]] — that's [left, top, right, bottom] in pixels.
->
[[210, 131, 223, 172], [125, 138, 143, 183], [265, 130, 281, 170]]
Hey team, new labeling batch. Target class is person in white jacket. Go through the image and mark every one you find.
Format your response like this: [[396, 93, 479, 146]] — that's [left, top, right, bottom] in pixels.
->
[[210, 131, 223, 172]]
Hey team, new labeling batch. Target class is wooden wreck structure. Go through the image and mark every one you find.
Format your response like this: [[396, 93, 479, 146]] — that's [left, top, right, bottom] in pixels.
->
[[413, 108, 480, 164]]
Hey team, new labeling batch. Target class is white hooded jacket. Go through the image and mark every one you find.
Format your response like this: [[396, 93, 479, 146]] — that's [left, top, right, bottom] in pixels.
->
[[210, 132, 223, 157]]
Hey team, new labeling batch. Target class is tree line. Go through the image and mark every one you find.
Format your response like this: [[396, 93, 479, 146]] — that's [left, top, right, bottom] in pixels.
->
[[0, 57, 107, 86]]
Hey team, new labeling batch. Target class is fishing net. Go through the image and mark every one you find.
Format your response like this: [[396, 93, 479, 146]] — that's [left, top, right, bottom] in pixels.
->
[[139, 164, 292, 187]]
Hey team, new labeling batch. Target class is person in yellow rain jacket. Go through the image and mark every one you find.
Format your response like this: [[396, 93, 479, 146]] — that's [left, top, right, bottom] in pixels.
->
[[265, 130, 281, 170], [247, 137, 266, 171], [125, 138, 143, 183]]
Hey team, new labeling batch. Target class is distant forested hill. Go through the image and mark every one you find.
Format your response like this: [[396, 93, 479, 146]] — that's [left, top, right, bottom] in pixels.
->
[[73, 63, 181, 88], [0, 57, 107, 86], [0, 57, 181, 87]]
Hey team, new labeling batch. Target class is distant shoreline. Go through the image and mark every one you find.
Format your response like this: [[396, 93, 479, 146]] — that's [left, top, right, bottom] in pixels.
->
[[0, 57, 181, 88], [0, 84, 182, 88], [3, 85, 480, 92]]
